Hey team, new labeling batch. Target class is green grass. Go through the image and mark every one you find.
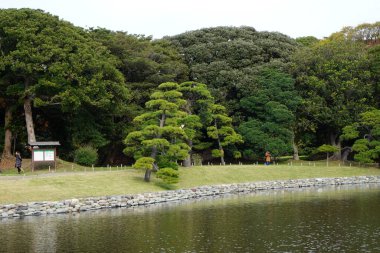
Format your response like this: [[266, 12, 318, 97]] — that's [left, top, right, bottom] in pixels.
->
[[0, 161, 379, 204]]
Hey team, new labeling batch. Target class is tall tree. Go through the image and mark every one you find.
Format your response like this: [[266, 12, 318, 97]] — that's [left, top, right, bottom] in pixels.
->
[[89, 28, 189, 163], [238, 68, 300, 160], [167, 26, 299, 119], [291, 36, 375, 159], [341, 109, 380, 163], [178, 81, 213, 166], [124, 82, 189, 181], [207, 104, 243, 165], [0, 9, 129, 152]]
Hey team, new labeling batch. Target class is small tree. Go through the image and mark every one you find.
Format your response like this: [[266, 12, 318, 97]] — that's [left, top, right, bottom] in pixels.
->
[[124, 82, 190, 182], [207, 104, 243, 165], [316, 144, 339, 166], [156, 168, 179, 184], [74, 146, 98, 166], [178, 81, 214, 167], [133, 157, 155, 182]]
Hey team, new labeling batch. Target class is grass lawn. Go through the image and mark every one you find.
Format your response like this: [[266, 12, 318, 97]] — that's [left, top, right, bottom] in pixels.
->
[[0, 161, 379, 204]]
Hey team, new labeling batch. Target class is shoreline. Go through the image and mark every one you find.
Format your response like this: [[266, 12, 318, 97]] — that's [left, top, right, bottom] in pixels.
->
[[1, 175, 380, 219]]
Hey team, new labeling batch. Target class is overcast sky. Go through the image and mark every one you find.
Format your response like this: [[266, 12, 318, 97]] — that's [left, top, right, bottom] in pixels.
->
[[1, 0, 379, 39]]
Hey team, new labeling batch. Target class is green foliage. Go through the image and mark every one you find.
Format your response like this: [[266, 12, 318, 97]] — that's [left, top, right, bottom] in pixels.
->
[[191, 153, 203, 165], [133, 157, 155, 170], [295, 36, 319, 47], [341, 125, 360, 140], [342, 109, 380, 163], [206, 103, 243, 164], [124, 82, 190, 180], [156, 157, 179, 170], [74, 146, 98, 166], [317, 144, 339, 154], [211, 149, 223, 158], [167, 26, 299, 119], [156, 168, 179, 184], [233, 151, 242, 159], [292, 34, 376, 152], [0, 8, 129, 158], [237, 68, 299, 158]]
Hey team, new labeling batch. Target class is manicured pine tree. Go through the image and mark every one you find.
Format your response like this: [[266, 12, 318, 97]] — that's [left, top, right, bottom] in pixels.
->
[[124, 82, 189, 182]]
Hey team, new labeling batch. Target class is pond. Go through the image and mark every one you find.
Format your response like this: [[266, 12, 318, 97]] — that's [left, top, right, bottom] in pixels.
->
[[0, 184, 379, 253]]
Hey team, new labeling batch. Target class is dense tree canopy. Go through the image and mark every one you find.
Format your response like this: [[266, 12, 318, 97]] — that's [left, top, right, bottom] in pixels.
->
[[167, 26, 299, 118], [0, 8, 378, 167], [0, 8, 129, 160], [291, 34, 376, 159]]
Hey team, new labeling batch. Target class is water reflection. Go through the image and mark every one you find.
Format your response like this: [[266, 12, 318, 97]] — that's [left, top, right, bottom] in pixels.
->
[[1, 184, 380, 252]]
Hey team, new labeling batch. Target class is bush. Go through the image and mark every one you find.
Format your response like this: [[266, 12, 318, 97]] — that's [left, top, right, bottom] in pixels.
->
[[74, 146, 98, 166], [192, 153, 203, 166], [156, 168, 179, 184], [157, 157, 179, 170]]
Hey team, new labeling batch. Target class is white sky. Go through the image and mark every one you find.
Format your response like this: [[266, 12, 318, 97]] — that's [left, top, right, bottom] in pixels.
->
[[0, 0, 379, 39]]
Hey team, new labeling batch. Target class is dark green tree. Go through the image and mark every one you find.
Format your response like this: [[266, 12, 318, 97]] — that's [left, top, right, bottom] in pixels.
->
[[89, 28, 190, 163], [341, 109, 380, 163], [178, 81, 214, 166], [0, 9, 129, 161], [292, 35, 375, 160], [124, 82, 189, 181], [238, 68, 300, 160], [207, 104, 243, 165], [167, 26, 299, 118]]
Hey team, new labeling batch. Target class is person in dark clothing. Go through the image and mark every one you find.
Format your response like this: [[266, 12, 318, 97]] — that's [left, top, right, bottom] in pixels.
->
[[15, 151, 22, 174]]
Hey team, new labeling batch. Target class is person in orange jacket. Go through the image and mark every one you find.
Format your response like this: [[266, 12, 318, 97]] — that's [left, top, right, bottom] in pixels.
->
[[264, 151, 271, 165]]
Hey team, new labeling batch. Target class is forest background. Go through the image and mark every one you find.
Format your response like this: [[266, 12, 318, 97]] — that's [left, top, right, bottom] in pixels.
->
[[0, 9, 379, 170]]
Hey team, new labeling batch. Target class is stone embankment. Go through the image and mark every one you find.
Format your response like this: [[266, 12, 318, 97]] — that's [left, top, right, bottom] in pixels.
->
[[1, 176, 380, 219]]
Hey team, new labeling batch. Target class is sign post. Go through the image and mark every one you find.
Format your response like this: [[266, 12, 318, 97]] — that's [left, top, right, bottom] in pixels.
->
[[29, 142, 60, 172]]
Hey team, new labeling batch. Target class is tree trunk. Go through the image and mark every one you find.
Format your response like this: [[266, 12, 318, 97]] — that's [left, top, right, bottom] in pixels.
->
[[24, 96, 36, 143], [183, 156, 191, 167], [150, 112, 166, 160], [329, 132, 341, 160], [292, 135, 300, 160], [220, 152, 225, 165], [2, 106, 13, 158], [183, 140, 193, 167], [144, 169, 152, 182], [341, 147, 352, 162], [217, 135, 225, 165], [214, 121, 225, 165]]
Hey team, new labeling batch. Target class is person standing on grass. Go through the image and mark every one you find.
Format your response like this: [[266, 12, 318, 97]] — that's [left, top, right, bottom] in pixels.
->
[[265, 151, 271, 165], [15, 151, 22, 174]]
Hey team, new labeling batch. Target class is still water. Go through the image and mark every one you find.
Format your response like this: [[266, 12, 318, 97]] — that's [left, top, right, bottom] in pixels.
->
[[1, 184, 380, 253]]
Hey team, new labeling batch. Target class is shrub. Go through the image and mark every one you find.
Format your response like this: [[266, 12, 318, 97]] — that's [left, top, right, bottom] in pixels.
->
[[156, 168, 179, 184], [192, 153, 203, 166], [74, 146, 98, 166], [157, 156, 179, 170]]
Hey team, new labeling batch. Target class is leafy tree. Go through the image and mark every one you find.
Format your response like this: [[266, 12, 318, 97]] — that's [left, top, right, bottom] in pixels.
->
[[132, 157, 155, 182], [167, 26, 299, 118], [207, 104, 243, 165], [337, 22, 380, 45], [292, 35, 375, 159], [74, 146, 98, 166], [316, 144, 339, 165], [341, 109, 380, 163], [89, 28, 190, 163], [295, 36, 319, 47], [0, 9, 129, 154], [156, 168, 179, 184], [238, 68, 300, 160], [124, 82, 189, 181], [178, 81, 214, 166]]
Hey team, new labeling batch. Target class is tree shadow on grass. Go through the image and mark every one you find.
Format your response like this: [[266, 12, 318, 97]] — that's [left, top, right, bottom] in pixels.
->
[[129, 175, 177, 190], [155, 181, 177, 190]]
